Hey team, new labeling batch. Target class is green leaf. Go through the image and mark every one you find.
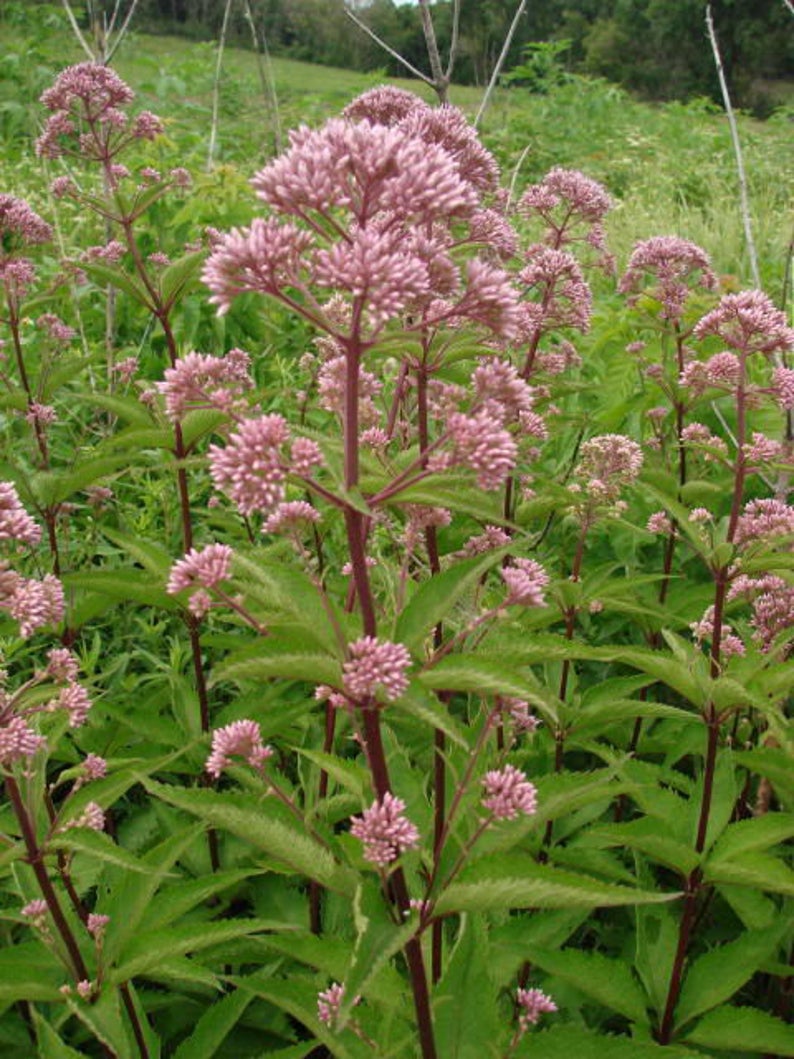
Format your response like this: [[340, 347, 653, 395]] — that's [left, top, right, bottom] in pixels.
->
[[159, 250, 205, 308], [587, 820, 700, 876], [102, 526, 174, 578], [32, 456, 130, 505], [675, 921, 789, 1029], [704, 850, 794, 895], [101, 824, 206, 965], [395, 550, 509, 654], [434, 856, 678, 916], [143, 780, 355, 894], [733, 749, 794, 803], [684, 1005, 794, 1055], [111, 919, 284, 982], [81, 260, 153, 308], [234, 973, 372, 1059], [63, 569, 177, 609], [86, 392, 154, 427], [296, 749, 367, 798], [210, 640, 341, 688], [63, 987, 134, 1059], [524, 946, 649, 1024], [433, 916, 503, 1058], [50, 828, 154, 875], [33, 1010, 87, 1059], [145, 870, 264, 931], [528, 1025, 699, 1058], [418, 656, 558, 723], [340, 881, 417, 1024], [172, 988, 252, 1059], [393, 681, 469, 749], [708, 813, 794, 863], [0, 943, 64, 1001]]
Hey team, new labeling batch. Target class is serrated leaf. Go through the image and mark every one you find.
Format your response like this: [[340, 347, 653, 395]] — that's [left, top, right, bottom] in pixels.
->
[[433, 916, 501, 1058], [102, 526, 173, 578], [395, 550, 509, 653], [50, 828, 154, 875], [587, 820, 700, 876], [32, 456, 130, 505], [704, 850, 794, 895], [675, 921, 789, 1029], [0, 943, 64, 1001], [81, 260, 153, 308], [63, 569, 176, 609], [144, 870, 260, 931], [210, 641, 341, 688], [393, 681, 469, 748], [733, 749, 794, 802], [159, 250, 205, 308], [32, 1010, 87, 1059], [87, 392, 154, 427], [111, 919, 283, 982], [528, 1025, 699, 1058], [708, 813, 794, 863], [143, 780, 355, 894], [172, 988, 252, 1059], [296, 749, 367, 798], [418, 656, 555, 718], [526, 945, 649, 1024], [63, 988, 133, 1059], [434, 856, 678, 916], [234, 973, 371, 1059], [684, 1004, 794, 1054]]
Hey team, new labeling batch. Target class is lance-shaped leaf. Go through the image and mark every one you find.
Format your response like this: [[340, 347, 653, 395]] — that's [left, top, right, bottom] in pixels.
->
[[433, 855, 679, 916], [522, 945, 649, 1024], [433, 916, 501, 1058], [684, 1005, 794, 1055], [172, 988, 252, 1059], [528, 1025, 700, 1058], [143, 779, 355, 894]]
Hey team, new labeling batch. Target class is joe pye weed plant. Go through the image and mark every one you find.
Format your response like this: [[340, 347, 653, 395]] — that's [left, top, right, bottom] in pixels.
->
[[0, 61, 791, 1059]]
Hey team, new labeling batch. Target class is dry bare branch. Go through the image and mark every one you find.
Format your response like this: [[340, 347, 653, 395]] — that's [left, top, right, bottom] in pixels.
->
[[474, 0, 528, 128]]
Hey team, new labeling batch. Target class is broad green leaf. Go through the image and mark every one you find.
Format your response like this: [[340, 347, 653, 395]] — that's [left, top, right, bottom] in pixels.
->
[[340, 881, 417, 1024], [145, 870, 262, 931], [709, 813, 794, 862], [235, 973, 372, 1059], [63, 569, 177, 609], [111, 919, 284, 982], [33, 1010, 86, 1059], [101, 824, 206, 964], [172, 988, 252, 1059], [297, 748, 368, 798], [528, 1025, 699, 1058], [433, 916, 502, 1059], [434, 856, 678, 916], [393, 681, 469, 748], [733, 749, 794, 803], [144, 779, 355, 894], [160, 249, 205, 308], [50, 828, 154, 875], [87, 392, 154, 427], [63, 987, 134, 1059], [395, 550, 509, 654], [684, 1005, 794, 1055], [587, 820, 699, 876], [31, 456, 130, 506], [704, 850, 794, 895], [81, 259, 153, 308], [210, 641, 341, 688], [675, 921, 789, 1029], [525, 946, 649, 1024], [418, 656, 558, 722], [102, 527, 173, 578], [0, 942, 64, 1001]]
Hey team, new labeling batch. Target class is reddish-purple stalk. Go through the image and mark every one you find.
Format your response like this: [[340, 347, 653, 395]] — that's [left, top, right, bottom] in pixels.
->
[[658, 350, 750, 1045], [5, 775, 89, 982], [340, 317, 437, 1059]]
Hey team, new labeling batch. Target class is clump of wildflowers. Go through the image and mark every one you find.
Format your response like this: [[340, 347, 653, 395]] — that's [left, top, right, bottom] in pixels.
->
[[516, 987, 557, 1031], [156, 349, 253, 421], [350, 792, 420, 866], [619, 236, 717, 323]]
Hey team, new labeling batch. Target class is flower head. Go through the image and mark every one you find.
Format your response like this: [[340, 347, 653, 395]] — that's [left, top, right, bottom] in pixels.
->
[[208, 415, 290, 516], [694, 290, 794, 357], [0, 482, 41, 547], [516, 987, 557, 1032], [343, 637, 411, 703], [481, 764, 538, 820], [501, 558, 549, 607], [350, 792, 420, 866], [205, 719, 273, 778], [619, 236, 717, 323], [167, 543, 233, 595]]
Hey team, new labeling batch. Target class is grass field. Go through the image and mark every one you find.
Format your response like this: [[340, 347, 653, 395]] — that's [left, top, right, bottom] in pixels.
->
[[2, 11, 792, 294]]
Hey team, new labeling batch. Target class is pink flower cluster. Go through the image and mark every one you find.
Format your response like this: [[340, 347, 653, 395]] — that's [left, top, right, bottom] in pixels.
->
[[619, 236, 717, 323], [516, 987, 557, 1031], [343, 636, 411, 703], [0, 195, 53, 250], [37, 63, 163, 161], [208, 415, 291, 517], [0, 482, 42, 547], [350, 791, 420, 866], [501, 558, 549, 607], [519, 167, 612, 248], [155, 349, 251, 419], [167, 543, 233, 613], [0, 567, 64, 638], [205, 719, 273, 778], [734, 498, 794, 548], [0, 715, 47, 769], [317, 981, 360, 1027], [482, 764, 538, 820], [694, 290, 794, 357], [575, 434, 643, 504], [519, 245, 592, 334]]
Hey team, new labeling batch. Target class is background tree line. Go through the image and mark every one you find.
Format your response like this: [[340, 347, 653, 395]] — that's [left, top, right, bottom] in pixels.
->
[[31, 0, 794, 115]]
